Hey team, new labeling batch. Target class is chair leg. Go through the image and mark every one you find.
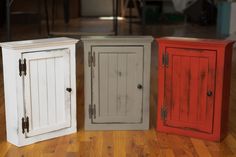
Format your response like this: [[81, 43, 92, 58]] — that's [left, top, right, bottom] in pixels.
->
[[6, 0, 11, 41], [44, 0, 50, 36], [64, 0, 69, 24], [38, 0, 42, 34], [52, 0, 55, 29]]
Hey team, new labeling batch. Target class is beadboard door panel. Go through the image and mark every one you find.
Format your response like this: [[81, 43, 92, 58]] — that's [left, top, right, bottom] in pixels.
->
[[23, 49, 71, 137], [92, 46, 143, 123], [164, 48, 216, 133]]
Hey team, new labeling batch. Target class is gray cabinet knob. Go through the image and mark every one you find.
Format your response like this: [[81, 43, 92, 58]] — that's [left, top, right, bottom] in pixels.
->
[[137, 84, 143, 89]]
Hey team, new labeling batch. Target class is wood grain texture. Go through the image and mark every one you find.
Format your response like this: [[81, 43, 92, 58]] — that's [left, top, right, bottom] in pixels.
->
[[0, 42, 235, 156]]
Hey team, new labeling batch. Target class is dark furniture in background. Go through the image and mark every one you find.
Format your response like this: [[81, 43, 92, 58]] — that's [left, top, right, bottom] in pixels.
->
[[5, 0, 50, 41], [0, 0, 6, 27]]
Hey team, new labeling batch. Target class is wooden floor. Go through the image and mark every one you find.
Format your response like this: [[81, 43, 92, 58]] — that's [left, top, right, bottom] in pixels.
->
[[0, 18, 236, 157]]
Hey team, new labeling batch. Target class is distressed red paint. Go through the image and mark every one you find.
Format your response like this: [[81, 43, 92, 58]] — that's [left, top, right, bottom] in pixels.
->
[[157, 37, 235, 141]]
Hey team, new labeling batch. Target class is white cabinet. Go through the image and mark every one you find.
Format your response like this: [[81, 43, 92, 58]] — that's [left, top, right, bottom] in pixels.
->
[[82, 36, 153, 130], [0, 37, 78, 147]]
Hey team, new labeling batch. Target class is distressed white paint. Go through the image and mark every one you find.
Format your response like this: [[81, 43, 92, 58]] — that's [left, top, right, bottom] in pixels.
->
[[0, 37, 78, 147], [82, 36, 153, 130], [23, 49, 71, 137]]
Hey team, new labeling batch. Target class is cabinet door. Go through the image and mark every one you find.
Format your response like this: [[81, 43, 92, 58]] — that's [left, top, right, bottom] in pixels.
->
[[163, 48, 216, 133], [91, 46, 144, 124], [23, 49, 71, 137]]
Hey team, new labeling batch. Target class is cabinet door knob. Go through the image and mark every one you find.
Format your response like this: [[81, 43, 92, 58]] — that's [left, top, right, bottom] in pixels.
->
[[137, 84, 143, 89], [66, 88, 72, 93], [207, 90, 213, 96]]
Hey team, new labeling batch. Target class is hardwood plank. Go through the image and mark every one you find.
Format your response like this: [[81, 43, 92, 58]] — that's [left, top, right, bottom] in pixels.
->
[[159, 149, 175, 157], [102, 132, 114, 157], [224, 134, 236, 154], [205, 140, 234, 157], [164, 134, 198, 157], [0, 142, 11, 157], [113, 131, 126, 157], [143, 129, 159, 157], [90, 131, 103, 157], [191, 138, 212, 157]]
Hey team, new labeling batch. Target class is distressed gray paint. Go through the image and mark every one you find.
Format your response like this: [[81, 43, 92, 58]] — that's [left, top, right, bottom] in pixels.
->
[[83, 36, 153, 130]]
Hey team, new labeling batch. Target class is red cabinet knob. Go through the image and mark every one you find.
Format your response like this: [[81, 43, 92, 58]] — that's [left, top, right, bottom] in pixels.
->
[[207, 90, 213, 96]]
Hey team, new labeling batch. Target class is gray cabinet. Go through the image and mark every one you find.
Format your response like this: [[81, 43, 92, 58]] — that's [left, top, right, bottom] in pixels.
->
[[82, 36, 153, 130]]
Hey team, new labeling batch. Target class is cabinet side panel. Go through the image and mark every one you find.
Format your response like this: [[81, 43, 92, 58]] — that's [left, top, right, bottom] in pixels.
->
[[2, 49, 20, 145], [142, 44, 151, 129], [221, 45, 233, 139], [84, 43, 92, 127], [68, 45, 77, 130], [156, 43, 166, 130]]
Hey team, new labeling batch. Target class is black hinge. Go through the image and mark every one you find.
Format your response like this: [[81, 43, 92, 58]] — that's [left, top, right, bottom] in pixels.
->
[[161, 106, 167, 121], [19, 58, 26, 76], [21, 116, 29, 134], [92, 52, 95, 67], [88, 52, 92, 67], [89, 104, 96, 119], [88, 52, 95, 67], [162, 52, 169, 67]]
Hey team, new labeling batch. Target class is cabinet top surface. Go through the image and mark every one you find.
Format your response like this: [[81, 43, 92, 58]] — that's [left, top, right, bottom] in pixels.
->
[[157, 37, 235, 47], [0, 37, 79, 50], [81, 36, 153, 43]]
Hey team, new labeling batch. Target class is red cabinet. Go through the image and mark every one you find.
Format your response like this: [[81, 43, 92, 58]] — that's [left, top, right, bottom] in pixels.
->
[[157, 37, 235, 141]]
